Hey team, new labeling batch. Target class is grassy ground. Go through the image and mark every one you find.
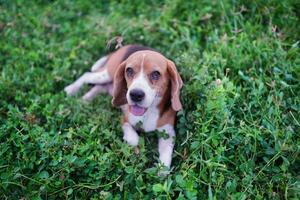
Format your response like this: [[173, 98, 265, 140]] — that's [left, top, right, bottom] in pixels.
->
[[0, 0, 299, 199]]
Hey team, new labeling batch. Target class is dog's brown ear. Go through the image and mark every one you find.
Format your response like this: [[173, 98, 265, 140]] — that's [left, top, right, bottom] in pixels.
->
[[167, 59, 183, 111], [112, 61, 127, 107]]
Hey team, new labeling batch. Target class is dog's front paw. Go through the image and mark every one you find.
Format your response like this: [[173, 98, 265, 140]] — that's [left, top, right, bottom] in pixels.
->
[[157, 163, 170, 177], [157, 169, 170, 177], [64, 84, 79, 96], [123, 131, 139, 146]]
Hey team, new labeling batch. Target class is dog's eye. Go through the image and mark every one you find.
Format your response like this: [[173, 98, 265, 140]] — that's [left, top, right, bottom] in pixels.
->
[[126, 67, 134, 77], [150, 71, 160, 80]]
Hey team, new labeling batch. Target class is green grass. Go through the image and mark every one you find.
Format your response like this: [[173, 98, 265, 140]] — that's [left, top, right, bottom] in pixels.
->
[[0, 0, 299, 199]]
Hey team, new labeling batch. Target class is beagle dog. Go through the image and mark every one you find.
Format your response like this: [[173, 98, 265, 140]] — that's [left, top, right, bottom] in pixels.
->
[[64, 45, 183, 168]]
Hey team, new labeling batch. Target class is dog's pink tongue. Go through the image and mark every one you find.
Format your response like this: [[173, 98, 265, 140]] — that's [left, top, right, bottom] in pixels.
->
[[130, 105, 146, 116]]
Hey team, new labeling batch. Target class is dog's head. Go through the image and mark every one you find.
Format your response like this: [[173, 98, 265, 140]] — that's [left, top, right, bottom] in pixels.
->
[[112, 50, 183, 116]]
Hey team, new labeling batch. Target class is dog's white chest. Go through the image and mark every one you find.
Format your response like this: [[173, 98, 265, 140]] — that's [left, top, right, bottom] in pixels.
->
[[128, 107, 159, 132]]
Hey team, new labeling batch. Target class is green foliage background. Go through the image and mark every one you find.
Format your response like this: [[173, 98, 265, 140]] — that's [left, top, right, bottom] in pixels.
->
[[0, 0, 299, 199]]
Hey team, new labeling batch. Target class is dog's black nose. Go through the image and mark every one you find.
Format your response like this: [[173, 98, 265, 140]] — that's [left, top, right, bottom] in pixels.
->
[[130, 89, 145, 102]]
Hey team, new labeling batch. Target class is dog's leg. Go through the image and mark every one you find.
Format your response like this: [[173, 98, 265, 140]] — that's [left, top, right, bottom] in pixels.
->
[[82, 85, 107, 101], [91, 56, 108, 72], [122, 122, 139, 146], [64, 69, 111, 96], [157, 124, 175, 168]]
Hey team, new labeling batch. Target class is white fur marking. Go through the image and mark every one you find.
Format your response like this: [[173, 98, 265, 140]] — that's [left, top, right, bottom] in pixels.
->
[[122, 122, 139, 146], [141, 54, 146, 69], [64, 70, 111, 96], [91, 56, 108, 72], [157, 124, 175, 168], [82, 85, 107, 101]]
